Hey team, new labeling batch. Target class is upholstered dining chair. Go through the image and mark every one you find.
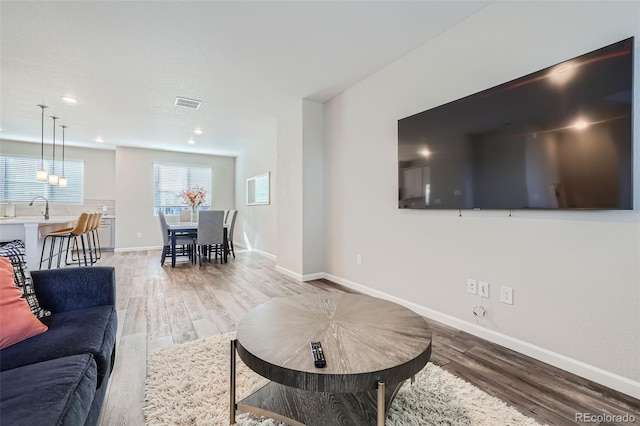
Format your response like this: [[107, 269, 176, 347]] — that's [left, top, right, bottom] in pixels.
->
[[158, 210, 194, 266], [224, 209, 238, 258], [193, 210, 225, 266]]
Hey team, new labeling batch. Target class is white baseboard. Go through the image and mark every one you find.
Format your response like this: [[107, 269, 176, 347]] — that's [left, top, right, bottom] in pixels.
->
[[113, 245, 162, 253], [252, 249, 277, 261], [274, 266, 324, 282], [323, 272, 640, 400], [275, 265, 302, 280], [302, 273, 325, 281]]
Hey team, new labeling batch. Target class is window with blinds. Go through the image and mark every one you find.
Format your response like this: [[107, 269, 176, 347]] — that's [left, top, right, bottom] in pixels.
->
[[0, 156, 84, 203], [153, 162, 212, 215]]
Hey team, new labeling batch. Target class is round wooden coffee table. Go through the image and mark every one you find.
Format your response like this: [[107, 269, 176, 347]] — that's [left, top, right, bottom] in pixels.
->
[[230, 293, 432, 426]]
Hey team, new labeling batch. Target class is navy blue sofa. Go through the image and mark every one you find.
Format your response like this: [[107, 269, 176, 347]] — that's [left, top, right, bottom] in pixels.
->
[[0, 267, 118, 426]]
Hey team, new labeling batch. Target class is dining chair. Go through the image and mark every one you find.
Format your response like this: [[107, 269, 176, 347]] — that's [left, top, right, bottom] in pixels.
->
[[224, 209, 238, 258], [158, 210, 194, 266], [193, 210, 225, 266]]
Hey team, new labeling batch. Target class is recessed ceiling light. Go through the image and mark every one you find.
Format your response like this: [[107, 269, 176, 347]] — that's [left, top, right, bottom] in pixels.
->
[[194, 128, 203, 135], [573, 119, 589, 131], [95, 137, 104, 143], [188, 139, 195, 145], [549, 62, 576, 85], [61, 96, 78, 103]]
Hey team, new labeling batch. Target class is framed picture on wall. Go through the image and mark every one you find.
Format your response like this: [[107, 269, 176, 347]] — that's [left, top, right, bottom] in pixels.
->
[[247, 172, 270, 205]]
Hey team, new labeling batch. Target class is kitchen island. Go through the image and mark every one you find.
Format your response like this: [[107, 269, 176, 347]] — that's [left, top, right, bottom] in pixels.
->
[[0, 216, 77, 269]]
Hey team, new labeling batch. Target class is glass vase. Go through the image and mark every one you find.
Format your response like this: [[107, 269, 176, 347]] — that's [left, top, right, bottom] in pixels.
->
[[191, 206, 198, 223]]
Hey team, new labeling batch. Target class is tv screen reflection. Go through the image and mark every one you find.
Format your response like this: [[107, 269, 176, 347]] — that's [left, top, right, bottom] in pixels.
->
[[398, 37, 634, 210]]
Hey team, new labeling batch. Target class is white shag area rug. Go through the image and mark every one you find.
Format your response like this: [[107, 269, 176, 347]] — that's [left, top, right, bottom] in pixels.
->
[[144, 332, 542, 426]]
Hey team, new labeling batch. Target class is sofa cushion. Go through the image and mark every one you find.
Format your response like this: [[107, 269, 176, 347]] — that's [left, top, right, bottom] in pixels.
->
[[0, 354, 97, 426], [0, 240, 51, 318], [0, 305, 117, 387], [0, 257, 48, 349]]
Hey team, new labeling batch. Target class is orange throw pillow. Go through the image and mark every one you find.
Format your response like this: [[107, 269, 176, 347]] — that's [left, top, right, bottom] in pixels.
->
[[0, 256, 47, 349]]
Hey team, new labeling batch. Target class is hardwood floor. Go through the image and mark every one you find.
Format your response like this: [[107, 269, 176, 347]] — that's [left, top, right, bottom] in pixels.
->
[[96, 250, 639, 426]]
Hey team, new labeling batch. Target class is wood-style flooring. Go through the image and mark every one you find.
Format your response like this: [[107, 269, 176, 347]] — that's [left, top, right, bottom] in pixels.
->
[[96, 249, 640, 426]]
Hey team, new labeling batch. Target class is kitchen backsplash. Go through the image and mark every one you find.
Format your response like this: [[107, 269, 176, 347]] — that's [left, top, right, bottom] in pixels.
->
[[1, 199, 116, 218]]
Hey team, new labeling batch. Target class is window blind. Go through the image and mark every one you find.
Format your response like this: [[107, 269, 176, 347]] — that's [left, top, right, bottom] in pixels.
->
[[153, 162, 212, 215], [0, 156, 84, 203]]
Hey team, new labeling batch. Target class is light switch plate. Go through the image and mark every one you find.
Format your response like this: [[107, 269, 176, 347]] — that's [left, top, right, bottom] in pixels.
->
[[479, 281, 490, 298]]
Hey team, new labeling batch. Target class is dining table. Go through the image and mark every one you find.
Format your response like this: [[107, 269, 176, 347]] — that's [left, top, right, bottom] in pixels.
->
[[166, 221, 228, 267]]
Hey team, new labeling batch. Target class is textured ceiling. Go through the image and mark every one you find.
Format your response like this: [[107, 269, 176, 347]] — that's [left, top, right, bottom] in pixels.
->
[[0, 1, 488, 157]]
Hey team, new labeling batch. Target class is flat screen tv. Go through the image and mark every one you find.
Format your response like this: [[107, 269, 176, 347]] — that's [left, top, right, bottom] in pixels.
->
[[398, 37, 634, 210]]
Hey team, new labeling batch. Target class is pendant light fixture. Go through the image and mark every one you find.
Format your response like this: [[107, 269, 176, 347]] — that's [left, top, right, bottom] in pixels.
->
[[36, 105, 49, 182], [59, 125, 68, 188], [48, 116, 59, 185]]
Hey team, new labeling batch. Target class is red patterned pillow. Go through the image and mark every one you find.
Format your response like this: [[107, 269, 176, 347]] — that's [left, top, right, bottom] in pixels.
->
[[0, 256, 48, 349]]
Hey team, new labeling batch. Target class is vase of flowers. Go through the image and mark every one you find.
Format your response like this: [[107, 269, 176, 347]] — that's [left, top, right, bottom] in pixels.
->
[[178, 186, 207, 223]]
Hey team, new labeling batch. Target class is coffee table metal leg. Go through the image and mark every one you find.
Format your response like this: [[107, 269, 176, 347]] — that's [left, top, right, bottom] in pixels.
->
[[230, 339, 237, 424], [377, 381, 386, 426]]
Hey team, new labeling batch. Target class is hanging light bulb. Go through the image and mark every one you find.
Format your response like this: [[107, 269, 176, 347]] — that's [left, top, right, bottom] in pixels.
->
[[48, 116, 59, 185], [36, 105, 49, 182], [59, 124, 68, 188]]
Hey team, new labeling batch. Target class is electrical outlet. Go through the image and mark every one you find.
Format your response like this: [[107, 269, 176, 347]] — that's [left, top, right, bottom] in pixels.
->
[[356, 254, 362, 265], [500, 286, 513, 305], [467, 279, 477, 295], [479, 281, 490, 298]]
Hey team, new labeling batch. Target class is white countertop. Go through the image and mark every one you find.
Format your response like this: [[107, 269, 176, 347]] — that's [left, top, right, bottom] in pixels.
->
[[0, 215, 115, 225]]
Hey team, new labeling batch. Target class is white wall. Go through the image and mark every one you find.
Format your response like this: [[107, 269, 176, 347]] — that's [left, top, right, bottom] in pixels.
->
[[302, 100, 324, 277], [234, 119, 278, 258], [114, 146, 235, 250], [274, 100, 325, 278], [276, 100, 304, 273], [323, 1, 640, 396]]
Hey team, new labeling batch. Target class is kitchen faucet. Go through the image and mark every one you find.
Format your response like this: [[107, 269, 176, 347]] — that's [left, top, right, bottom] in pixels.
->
[[29, 196, 49, 220]]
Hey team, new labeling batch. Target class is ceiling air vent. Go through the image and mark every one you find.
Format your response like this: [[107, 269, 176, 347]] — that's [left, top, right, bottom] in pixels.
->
[[175, 97, 202, 110]]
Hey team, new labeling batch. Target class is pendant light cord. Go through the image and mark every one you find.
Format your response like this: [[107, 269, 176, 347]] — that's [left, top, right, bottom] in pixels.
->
[[50, 116, 58, 173], [37, 104, 48, 169], [61, 125, 66, 176]]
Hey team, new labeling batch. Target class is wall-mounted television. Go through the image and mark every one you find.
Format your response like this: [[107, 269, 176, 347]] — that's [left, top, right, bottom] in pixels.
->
[[398, 37, 634, 210]]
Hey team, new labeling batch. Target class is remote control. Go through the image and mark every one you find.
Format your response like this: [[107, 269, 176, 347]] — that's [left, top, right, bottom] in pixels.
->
[[310, 341, 326, 368]]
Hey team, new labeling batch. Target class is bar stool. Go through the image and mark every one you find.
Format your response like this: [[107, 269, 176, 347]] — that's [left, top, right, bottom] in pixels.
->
[[91, 212, 103, 262], [67, 212, 93, 266], [39, 212, 91, 269], [84, 212, 102, 264], [79, 212, 98, 265]]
